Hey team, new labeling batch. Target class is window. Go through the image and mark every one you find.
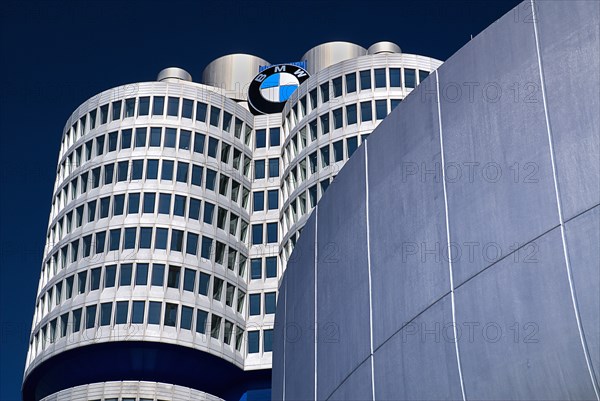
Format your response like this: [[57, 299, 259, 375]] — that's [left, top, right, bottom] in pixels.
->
[[266, 222, 278, 243], [135, 263, 148, 286], [183, 268, 195, 292], [265, 292, 276, 314], [115, 301, 128, 324], [149, 127, 162, 147], [121, 129, 132, 149], [269, 127, 280, 147], [131, 160, 143, 180], [345, 72, 356, 93], [90, 268, 101, 290], [174, 195, 186, 217], [249, 294, 260, 316], [178, 130, 191, 151], [266, 256, 277, 278], [85, 305, 97, 329], [360, 70, 372, 90], [152, 264, 165, 286], [333, 108, 343, 129], [405, 68, 416, 88], [201, 236, 213, 260], [268, 158, 279, 178], [248, 331, 260, 353], [171, 230, 184, 252], [158, 193, 171, 215], [213, 278, 223, 301], [389, 68, 401, 87], [95, 231, 106, 254], [148, 301, 161, 325], [189, 198, 201, 220], [320, 113, 330, 135], [196, 310, 208, 334], [375, 68, 386, 88], [138, 97, 150, 116], [321, 178, 330, 193], [167, 97, 179, 116], [181, 99, 193, 119], [320, 82, 330, 103], [332, 77, 342, 97], [346, 104, 357, 125], [66, 275, 74, 298], [198, 272, 210, 296], [347, 136, 358, 158], [132, 301, 145, 324], [206, 169, 217, 190], [146, 159, 158, 179], [255, 129, 266, 148], [143, 193, 156, 214], [391, 99, 402, 110], [321, 145, 330, 167], [139, 227, 152, 249], [112, 101, 122, 121], [191, 165, 203, 186], [100, 302, 112, 326], [419, 70, 429, 84], [196, 102, 207, 122], [100, 197, 110, 219], [120, 264, 132, 286], [164, 303, 178, 327], [105, 265, 116, 288], [104, 163, 114, 185], [181, 306, 193, 330], [215, 241, 226, 265], [252, 224, 263, 245], [155, 228, 168, 250], [167, 266, 181, 288], [376, 100, 388, 120], [264, 329, 273, 352], [225, 283, 235, 307], [161, 160, 174, 181], [209, 106, 223, 129], [152, 96, 164, 116], [164, 128, 176, 148], [72, 308, 82, 332], [253, 191, 264, 212], [254, 160, 265, 180], [203, 202, 215, 224], [333, 140, 344, 162], [222, 111, 232, 132], [100, 105, 109, 124], [77, 271, 87, 294], [186, 232, 198, 255], [267, 190, 278, 210], [117, 161, 128, 182]]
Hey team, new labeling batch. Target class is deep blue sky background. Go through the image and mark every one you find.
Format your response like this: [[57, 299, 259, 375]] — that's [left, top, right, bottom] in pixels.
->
[[0, 0, 521, 399]]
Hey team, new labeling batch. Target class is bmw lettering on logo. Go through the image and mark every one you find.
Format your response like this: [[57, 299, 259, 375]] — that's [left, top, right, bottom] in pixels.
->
[[248, 64, 310, 115]]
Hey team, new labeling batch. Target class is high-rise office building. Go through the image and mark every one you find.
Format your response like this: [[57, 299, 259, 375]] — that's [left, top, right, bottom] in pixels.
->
[[22, 42, 442, 401]]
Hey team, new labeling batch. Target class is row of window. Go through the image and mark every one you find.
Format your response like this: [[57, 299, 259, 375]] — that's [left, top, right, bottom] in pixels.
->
[[33, 300, 246, 354], [36, 262, 247, 324], [285, 67, 429, 132], [49, 189, 251, 255], [51, 158, 253, 232], [60, 95, 253, 159]]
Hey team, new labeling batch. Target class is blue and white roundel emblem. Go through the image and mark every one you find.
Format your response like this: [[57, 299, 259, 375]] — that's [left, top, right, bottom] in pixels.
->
[[259, 73, 300, 103], [248, 64, 310, 115]]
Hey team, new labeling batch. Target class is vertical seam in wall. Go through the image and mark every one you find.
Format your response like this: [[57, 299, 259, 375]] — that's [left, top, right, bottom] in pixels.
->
[[530, 0, 600, 397], [364, 141, 376, 401], [314, 207, 318, 401], [282, 279, 287, 401], [435, 69, 467, 401]]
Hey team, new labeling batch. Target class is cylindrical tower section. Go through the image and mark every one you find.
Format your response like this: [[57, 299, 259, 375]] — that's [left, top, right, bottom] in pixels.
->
[[22, 78, 270, 400], [301, 41, 367, 75], [201, 54, 270, 102]]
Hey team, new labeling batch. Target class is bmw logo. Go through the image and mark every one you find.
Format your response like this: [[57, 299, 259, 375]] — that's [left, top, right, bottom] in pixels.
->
[[248, 64, 310, 115]]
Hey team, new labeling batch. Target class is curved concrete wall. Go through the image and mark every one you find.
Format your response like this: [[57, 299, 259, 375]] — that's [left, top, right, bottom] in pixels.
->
[[272, 1, 600, 400]]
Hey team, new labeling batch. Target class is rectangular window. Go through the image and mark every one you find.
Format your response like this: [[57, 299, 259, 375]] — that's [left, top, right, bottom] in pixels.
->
[[121, 129, 132, 149], [189, 198, 201, 220], [347, 136, 358, 158], [215, 241, 226, 265], [419, 70, 429, 84], [143, 193, 156, 214], [181, 99, 193, 119], [267, 190, 278, 210], [333, 108, 343, 129], [213, 277, 223, 301], [320, 82, 330, 103], [405, 68, 416, 88], [164, 128, 177, 148], [65, 275, 74, 298], [252, 224, 263, 245], [266, 222, 278, 243], [109, 228, 121, 251], [125, 99, 135, 118], [179, 130, 191, 150], [186, 232, 199, 255], [210, 106, 221, 127], [249, 294, 260, 316], [268, 158, 279, 178], [95, 231, 106, 254], [207, 137, 219, 158], [120, 263, 132, 286], [320, 145, 330, 167], [90, 267, 101, 290], [150, 127, 162, 147], [104, 265, 116, 288], [72, 308, 82, 332], [320, 113, 330, 135], [374, 68, 386, 88], [112, 101, 122, 121], [269, 127, 280, 147], [138, 97, 150, 116], [161, 160, 174, 181], [196, 310, 208, 334], [346, 104, 357, 125], [376, 99, 388, 120], [360, 101, 372, 123], [389, 68, 401, 87], [255, 129, 266, 148], [248, 331, 259, 354], [117, 161, 128, 182], [146, 159, 159, 179], [77, 271, 87, 294], [103, 163, 114, 185], [139, 227, 152, 249], [265, 292, 276, 314], [203, 202, 215, 224], [164, 303, 178, 327], [309, 88, 318, 110], [191, 165, 203, 187], [205, 169, 217, 190], [264, 329, 273, 352], [131, 160, 143, 180], [170, 230, 184, 252], [253, 191, 264, 212], [333, 140, 344, 162], [360, 70, 372, 91], [148, 301, 161, 325], [167, 266, 181, 289], [100, 302, 112, 326], [100, 105, 109, 124], [155, 228, 168, 250], [332, 77, 342, 97], [180, 306, 193, 330], [158, 193, 171, 215], [201, 237, 213, 260], [183, 268, 195, 292], [131, 301, 145, 324], [99, 197, 110, 219], [211, 315, 221, 339], [266, 256, 277, 278], [135, 263, 148, 286], [167, 97, 179, 117], [254, 160, 265, 180], [85, 305, 97, 329], [198, 272, 210, 296], [115, 301, 128, 324], [173, 195, 186, 217], [151, 264, 165, 286], [152, 96, 164, 116], [345, 72, 357, 93], [196, 102, 207, 122]]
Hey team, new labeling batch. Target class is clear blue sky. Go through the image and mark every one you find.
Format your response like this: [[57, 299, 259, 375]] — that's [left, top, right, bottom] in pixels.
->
[[0, 0, 521, 399]]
